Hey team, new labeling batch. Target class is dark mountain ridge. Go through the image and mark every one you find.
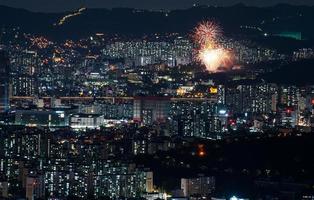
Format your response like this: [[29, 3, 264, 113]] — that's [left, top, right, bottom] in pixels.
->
[[0, 4, 314, 41]]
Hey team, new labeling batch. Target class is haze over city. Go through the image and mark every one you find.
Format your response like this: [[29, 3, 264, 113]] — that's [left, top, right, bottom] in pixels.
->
[[0, 0, 314, 200]]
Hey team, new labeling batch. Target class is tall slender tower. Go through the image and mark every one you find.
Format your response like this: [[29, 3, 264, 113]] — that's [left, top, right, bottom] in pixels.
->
[[0, 50, 10, 112]]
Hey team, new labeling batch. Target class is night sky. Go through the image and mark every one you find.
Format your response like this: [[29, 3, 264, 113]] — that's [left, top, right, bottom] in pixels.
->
[[0, 0, 313, 12]]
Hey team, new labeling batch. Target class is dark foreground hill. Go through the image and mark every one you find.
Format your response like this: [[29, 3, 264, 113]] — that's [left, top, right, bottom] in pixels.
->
[[134, 133, 314, 198], [262, 59, 314, 85]]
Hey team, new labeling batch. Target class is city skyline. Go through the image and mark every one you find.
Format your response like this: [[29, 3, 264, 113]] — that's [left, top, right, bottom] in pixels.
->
[[0, 2, 314, 199]]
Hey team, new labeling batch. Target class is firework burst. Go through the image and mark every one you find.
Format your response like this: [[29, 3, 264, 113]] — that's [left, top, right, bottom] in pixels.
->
[[193, 21, 233, 72], [193, 21, 221, 48], [197, 48, 232, 72]]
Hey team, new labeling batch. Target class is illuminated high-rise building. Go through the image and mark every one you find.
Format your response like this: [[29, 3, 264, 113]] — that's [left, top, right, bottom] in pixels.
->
[[226, 84, 278, 115], [12, 75, 37, 96], [181, 176, 215, 197], [12, 50, 39, 75], [133, 97, 170, 125], [0, 51, 10, 112], [169, 101, 228, 139]]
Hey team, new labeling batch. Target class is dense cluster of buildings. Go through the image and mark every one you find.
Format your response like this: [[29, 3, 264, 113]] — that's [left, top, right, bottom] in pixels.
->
[[0, 126, 154, 199], [101, 38, 283, 67], [0, 28, 295, 99], [1, 28, 314, 199], [5, 83, 314, 139]]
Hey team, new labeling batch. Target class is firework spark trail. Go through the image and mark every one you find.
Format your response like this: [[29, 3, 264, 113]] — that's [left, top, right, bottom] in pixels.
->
[[193, 21, 221, 48], [193, 21, 233, 72]]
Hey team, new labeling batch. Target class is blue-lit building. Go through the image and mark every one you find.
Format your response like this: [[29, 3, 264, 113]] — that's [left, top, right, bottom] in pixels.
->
[[0, 51, 10, 112]]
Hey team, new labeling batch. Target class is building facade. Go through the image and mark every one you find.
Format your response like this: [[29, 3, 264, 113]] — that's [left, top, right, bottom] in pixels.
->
[[0, 51, 10, 112]]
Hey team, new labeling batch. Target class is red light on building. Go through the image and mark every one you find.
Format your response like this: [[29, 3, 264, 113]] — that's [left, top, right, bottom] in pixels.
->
[[286, 107, 293, 114], [312, 99, 314, 105], [229, 119, 236, 125]]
